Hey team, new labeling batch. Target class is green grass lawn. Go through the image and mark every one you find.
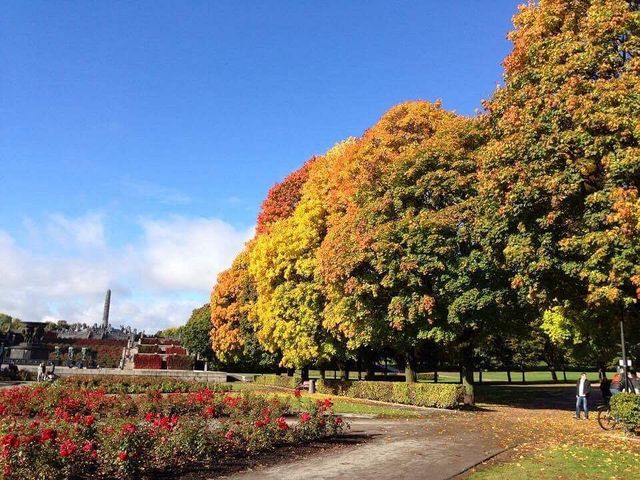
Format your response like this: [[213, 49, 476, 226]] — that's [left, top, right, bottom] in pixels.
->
[[470, 446, 640, 479], [240, 370, 606, 384]]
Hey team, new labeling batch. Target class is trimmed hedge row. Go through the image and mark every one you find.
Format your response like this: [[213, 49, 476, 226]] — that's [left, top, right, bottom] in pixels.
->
[[59, 374, 231, 394], [611, 393, 640, 433], [255, 374, 302, 389], [317, 379, 465, 409], [133, 353, 163, 369]]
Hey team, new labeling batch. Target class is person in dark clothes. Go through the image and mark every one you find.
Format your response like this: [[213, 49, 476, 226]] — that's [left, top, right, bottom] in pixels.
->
[[575, 372, 591, 420], [599, 368, 612, 406]]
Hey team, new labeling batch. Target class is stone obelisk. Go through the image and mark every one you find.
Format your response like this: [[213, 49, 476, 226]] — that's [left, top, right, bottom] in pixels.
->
[[102, 289, 111, 330]]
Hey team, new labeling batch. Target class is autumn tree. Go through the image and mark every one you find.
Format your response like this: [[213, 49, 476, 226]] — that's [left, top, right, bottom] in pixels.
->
[[477, 0, 640, 356], [255, 160, 314, 235], [210, 246, 278, 370], [249, 142, 353, 372]]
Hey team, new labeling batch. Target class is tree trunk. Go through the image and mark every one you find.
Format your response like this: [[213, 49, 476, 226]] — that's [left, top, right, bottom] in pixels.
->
[[550, 367, 558, 382], [521, 366, 525, 383], [434, 371, 438, 383], [562, 370, 567, 382], [478, 370, 483, 384], [461, 344, 475, 405], [506, 370, 512, 384], [319, 368, 326, 380], [405, 350, 417, 383], [286, 368, 294, 377], [301, 366, 309, 381], [365, 360, 375, 380]]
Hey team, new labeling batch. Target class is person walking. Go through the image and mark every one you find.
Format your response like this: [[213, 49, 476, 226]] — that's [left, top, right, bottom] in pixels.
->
[[575, 372, 591, 420]]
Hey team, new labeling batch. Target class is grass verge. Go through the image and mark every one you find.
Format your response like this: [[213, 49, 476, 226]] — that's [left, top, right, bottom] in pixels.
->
[[469, 446, 640, 479]]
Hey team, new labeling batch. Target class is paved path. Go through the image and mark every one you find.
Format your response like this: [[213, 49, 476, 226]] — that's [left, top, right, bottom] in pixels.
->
[[221, 417, 503, 480]]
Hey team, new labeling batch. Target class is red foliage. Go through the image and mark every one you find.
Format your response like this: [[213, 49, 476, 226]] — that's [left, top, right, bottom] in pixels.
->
[[256, 159, 314, 235], [165, 346, 187, 355], [133, 354, 162, 369]]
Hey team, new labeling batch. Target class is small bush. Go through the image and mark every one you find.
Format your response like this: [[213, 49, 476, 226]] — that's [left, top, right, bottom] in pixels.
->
[[255, 374, 301, 389], [133, 354, 163, 369], [317, 379, 465, 409], [417, 372, 435, 382], [165, 346, 187, 355], [611, 393, 640, 433]]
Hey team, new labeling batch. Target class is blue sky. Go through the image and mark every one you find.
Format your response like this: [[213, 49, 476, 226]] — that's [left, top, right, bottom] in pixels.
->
[[0, 0, 519, 331]]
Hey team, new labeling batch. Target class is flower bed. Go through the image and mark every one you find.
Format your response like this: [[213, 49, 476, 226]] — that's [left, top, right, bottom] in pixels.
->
[[133, 354, 162, 370], [0, 384, 345, 479], [59, 375, 230, 395], [166, 355, 194, 371], [317, 380, 465, 409]]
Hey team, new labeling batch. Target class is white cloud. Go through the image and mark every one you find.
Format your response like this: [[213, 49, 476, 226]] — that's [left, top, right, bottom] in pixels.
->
[[122, 180, 192, 205], [46, 213, 106, 249], [0, 213, 252, 332], [139, 216, 253, 291]]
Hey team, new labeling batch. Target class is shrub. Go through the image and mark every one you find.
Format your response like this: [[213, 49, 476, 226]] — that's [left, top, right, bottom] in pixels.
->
[[167, 355, 195, 371], [58, 375, 230, 394], [417, 372, 435, 382], [165, 346, 187, 355], [255, 374, 302, 389], [133, 354, 163, 369], [316, 379, 465, 409], [610, 393, 640, 433]]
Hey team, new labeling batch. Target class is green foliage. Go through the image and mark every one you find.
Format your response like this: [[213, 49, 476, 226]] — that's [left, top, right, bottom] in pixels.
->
[[180, 303, 214, 360], [317, 379, 465, 409], [610, 392, 640, 433], [58, 375, 231, 394]]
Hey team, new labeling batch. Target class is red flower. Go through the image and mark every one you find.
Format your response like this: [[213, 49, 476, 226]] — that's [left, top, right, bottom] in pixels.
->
[[204, 406, 216, 418], [277, 417, 288, 431], [40, 428, 57, 443], [1, 434, 19, 448], [3, 464, 11, 476], [117, 451, 129, 461], [0, 405, 7, 415], [82, 441, 94, 452], [322, 398, 333, 410], [145, 412, 156, 422], [224, 430, 234, 440], [335, 417, 343, 425], [299, 412, 312, 424], [122, 423, 137, 434], [59, 440, 77, 457], [83, 415, 95, 427], [254, 419, 267, 428], [293, 388, 302, 398]]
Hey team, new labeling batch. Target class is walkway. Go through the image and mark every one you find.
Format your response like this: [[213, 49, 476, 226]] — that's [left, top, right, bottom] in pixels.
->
[[222, 416, 503, 480]]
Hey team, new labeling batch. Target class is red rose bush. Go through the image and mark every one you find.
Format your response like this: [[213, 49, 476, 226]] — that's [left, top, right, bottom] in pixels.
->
[[0, 384, 345, 479]]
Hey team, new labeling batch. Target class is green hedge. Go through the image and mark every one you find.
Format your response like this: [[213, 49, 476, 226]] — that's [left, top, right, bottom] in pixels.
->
[[417, 372, 435, 382], [255, 374, 302, 389], [317, 379, 465, 409], [59, 375, 231, 394], [611, 393, 640, 433]]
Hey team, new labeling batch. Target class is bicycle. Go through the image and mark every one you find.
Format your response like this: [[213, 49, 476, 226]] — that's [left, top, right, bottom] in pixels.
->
[[597, 404, 619, 431]]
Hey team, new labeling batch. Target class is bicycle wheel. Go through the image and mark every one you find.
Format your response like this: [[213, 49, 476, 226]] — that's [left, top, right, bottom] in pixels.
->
[[597, 406, 617, 431]]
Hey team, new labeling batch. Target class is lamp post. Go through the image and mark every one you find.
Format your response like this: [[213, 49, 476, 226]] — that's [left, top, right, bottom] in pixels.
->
[[620, 302, 630, 393]]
